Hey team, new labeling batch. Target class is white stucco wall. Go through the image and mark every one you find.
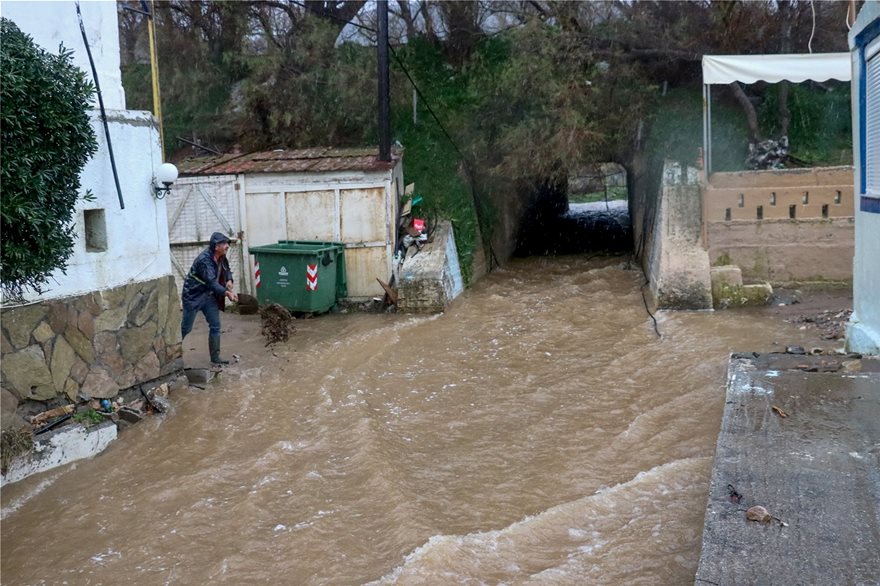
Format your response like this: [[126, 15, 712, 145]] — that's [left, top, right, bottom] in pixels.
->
[[0, 0, 126, 110], [2, 0, 174, 303], [847, 2, 880, 354]]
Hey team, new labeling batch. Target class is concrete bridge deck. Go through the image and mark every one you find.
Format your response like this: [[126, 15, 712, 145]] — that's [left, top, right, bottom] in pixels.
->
[[696, 352, 880, 586]]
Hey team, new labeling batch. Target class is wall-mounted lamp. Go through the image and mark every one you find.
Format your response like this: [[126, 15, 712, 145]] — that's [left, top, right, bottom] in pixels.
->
[[153, 163, 179, 199]]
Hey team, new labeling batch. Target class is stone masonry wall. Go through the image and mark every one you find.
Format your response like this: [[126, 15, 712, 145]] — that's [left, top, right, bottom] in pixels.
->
[[1, 276, 182, 425]]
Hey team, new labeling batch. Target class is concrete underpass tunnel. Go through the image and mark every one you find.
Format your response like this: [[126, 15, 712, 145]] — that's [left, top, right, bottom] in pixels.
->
[[514, 162, 633, 256]]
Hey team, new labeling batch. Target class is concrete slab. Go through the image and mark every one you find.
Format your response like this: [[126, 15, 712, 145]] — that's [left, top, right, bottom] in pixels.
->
[[0, 421, 117, 486], [696, 352, 880, 586], [397, 220, 464, 313]]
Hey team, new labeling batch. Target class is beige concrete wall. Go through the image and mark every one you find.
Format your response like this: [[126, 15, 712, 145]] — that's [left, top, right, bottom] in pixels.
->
[[704, 166, 853, 222], [704, 167, 854, 283]]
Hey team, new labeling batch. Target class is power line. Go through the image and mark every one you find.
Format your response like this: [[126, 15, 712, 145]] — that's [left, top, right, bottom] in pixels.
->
[[386, 44, 499, 268], [285, 0, 498, 267]]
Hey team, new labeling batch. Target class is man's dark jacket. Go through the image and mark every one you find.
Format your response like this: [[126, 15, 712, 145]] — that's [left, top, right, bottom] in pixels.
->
[[182, 232, 233, 309]]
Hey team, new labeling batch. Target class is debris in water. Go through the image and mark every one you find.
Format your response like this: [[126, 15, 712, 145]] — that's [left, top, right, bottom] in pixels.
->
[[786, 308, 851, 340], [260, 303, 296, 345], [727, 483, 743, 504], [771, 405, 788, 418]]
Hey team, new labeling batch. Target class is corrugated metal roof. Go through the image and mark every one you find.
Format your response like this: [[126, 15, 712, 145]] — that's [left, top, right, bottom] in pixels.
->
[[177, 147, 401, 176]]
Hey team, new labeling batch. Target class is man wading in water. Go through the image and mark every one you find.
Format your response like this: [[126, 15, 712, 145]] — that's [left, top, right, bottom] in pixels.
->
[[181, 232, 238, 365]]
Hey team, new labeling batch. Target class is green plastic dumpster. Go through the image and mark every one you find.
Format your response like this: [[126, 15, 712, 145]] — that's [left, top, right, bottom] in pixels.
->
[[249, 241, 347, 313]]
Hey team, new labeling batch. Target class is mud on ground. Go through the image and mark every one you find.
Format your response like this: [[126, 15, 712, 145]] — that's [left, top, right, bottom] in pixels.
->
[[768, 284, 853, 349]]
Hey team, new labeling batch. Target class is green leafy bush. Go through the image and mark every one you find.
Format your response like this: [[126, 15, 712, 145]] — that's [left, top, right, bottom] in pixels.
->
[[1, 18, 97, 300]]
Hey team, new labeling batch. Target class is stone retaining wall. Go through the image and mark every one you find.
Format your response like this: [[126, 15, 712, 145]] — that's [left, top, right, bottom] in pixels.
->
[[1, 275, 182, 426]]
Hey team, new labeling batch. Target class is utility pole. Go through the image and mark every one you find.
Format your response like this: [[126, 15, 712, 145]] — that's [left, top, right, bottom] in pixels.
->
[[122, 0, 165, 160], [377, 0, 391, 162]]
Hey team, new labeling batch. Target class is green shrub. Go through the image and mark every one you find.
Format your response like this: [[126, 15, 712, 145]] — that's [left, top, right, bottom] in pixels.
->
[[1, 18, 97, 300]]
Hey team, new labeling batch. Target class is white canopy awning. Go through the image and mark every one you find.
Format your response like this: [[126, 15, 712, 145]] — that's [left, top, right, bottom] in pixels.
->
[[702, 53, 852, 85]]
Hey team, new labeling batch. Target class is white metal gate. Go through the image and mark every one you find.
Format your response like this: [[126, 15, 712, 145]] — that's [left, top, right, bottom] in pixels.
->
[[166, 175, 243, 298]]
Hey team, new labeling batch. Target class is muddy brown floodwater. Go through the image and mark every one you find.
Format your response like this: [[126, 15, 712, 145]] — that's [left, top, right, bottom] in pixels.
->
[[1, 255, 850, 585]]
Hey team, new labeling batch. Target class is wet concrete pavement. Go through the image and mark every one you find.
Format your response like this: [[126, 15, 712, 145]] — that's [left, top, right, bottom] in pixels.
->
[[696, 352, 880, 585]]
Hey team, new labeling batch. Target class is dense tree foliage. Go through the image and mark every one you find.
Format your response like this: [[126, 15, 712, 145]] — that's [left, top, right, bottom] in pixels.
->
[[120, 0, 852, 164], [118, 0, 855, 269], [0, 18, 98, 301]]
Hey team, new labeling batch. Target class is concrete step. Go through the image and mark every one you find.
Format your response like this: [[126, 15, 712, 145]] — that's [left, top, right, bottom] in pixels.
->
[[711, 265, 772, 308]]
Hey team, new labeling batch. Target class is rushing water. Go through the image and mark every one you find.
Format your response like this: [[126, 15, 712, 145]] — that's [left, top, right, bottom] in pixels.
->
[[1, 254, 818, 585]]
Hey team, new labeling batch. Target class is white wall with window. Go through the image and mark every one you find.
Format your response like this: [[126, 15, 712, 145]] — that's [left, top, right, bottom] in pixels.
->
[[847, 3, 880, 354], [2, 1, 172, 302]]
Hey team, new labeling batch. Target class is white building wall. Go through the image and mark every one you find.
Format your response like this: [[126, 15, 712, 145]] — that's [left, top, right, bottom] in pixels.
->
[[2, 0, 172, 303], [847, 2, 880, 355], [0, 0, 126, 110]]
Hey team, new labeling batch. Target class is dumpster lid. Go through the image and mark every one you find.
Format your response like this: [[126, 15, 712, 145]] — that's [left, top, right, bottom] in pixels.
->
[[249, 241, 345, 254]]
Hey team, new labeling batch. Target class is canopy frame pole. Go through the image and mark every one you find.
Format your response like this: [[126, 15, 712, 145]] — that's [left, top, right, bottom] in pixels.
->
[[703, 83, 712, 177]]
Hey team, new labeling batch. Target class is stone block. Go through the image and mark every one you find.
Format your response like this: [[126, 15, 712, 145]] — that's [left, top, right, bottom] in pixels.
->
[[152, 382, 169, 398], [93, 331, 118, 357], [47, 302, 76, 335], [78, 292, 102, 316], [711, 265, 745, 308], [0, 387, 27, 431], [169, 375, 189, 393], [185, 368, 213, 384], [161, 355, 184, 376], [94, 306, 126, 332], [163, 308, 181, 346], [77, 311, 95, 340], [2, 345, 54, 400], [743, 283, 773, 304], [41, 335, 55, 362], [2, 304, 48, 349], [32, 322, 54, 344], [63, 325, 94, 364], [119, 322, 157, 363], [124, 281, 146, 314], [157, 280, 170, 334], [128, 286, 158, 328], [713, 278, 774, 309], [710, 265, 744, 288], [145, 390, 170, 413], [117, 407, 144, 424], [100, 285, 127, 311], [99, 343, 125, 374], [1, 328, 13, 355], [70, 356, 89, 385], [113, 365, 136, 390], [81, 367, 119, 399], [63, 378, 79, 402], [133, 351, 161, 382], [50, 336, 76, 393], [398, 221, 465, 313]]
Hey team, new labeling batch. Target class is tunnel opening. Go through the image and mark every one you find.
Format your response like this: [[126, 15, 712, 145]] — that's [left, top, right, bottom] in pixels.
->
[[514, 163, 633, 256]]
